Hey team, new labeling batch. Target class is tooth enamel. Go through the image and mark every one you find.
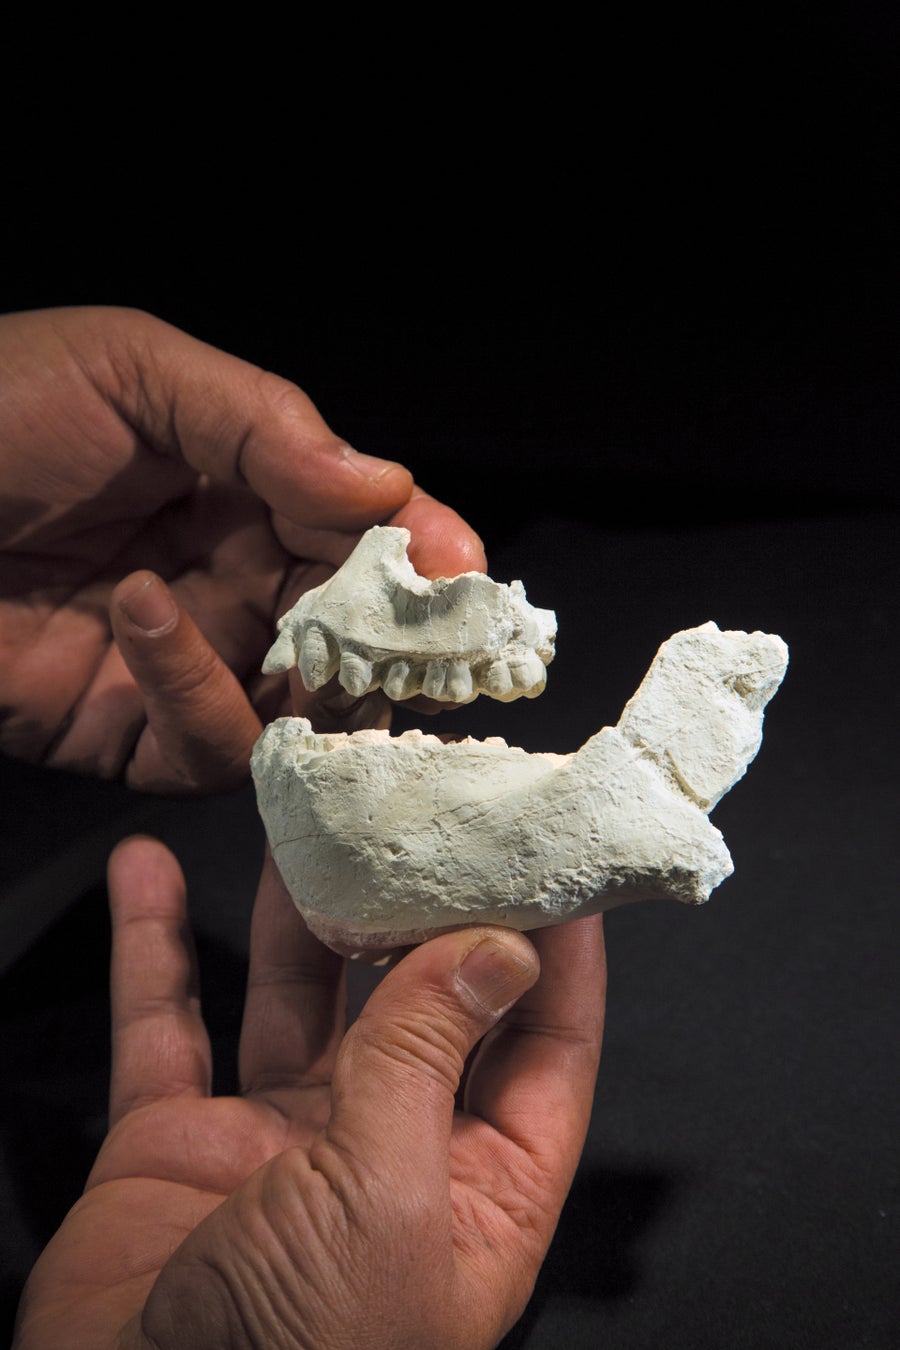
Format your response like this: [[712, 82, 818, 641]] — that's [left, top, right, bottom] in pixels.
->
[[252, 622, 788, 953], [482, 659, 514, 699], [383, 660, 414, 701], [422, 659, 448, 699], [446, 660, 474, 703], [262, 526, 556, 703], [298, 624, 338, 690], [339, 651, 373, 697], [261, 626, 298, 674], [509, 650, 547, 695]]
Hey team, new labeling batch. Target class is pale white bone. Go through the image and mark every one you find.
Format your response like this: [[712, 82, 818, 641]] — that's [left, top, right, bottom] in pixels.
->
[[252, 622, 788, 954], [262, 525, 557, 703]]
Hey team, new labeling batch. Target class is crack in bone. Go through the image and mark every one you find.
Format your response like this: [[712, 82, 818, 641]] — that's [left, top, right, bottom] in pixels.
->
[[262, 526, 557, 703]]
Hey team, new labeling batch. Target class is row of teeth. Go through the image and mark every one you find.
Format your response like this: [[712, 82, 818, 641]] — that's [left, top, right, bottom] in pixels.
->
[[273, 623, 549, 703], [289, 724, 516, 754]]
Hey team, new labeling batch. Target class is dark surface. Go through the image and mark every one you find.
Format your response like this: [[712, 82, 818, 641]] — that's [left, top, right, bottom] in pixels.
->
[[2, 13, 899, 1343]]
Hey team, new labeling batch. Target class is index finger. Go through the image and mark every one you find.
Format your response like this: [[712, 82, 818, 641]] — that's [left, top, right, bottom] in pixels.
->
[[95, 307, 416, 530]]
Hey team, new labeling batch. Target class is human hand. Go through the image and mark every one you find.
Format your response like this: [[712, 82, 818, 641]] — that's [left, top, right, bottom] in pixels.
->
[[14, 838, 605, 1350], [0, 307, 485, 790]]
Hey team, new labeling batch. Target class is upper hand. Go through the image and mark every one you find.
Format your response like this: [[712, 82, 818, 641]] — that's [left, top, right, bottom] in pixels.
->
[[14, 838, 605, 1350], [0, 307, 485, 790]]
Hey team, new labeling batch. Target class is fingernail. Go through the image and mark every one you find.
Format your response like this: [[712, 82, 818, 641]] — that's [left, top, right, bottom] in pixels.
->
[[119, 575, 178, 635], [338, 441, 404, 482], [456, 936, 538, 1015]]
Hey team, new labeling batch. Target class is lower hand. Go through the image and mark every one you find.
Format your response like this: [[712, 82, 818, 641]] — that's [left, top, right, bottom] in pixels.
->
[[14, 838, 605, 1349]]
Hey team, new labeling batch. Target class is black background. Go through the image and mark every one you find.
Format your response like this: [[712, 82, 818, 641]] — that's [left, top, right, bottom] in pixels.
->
[[2, 9, 898, 1347]]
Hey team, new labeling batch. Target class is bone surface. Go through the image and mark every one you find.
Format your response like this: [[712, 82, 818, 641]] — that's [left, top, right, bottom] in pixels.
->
[[262, 525, 557, 703], [252, 622, 788, 954]]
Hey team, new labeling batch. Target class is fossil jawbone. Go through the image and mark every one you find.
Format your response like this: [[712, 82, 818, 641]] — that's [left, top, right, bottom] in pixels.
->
[[252, 623, 789, 954], [262, 525, 556, 703]]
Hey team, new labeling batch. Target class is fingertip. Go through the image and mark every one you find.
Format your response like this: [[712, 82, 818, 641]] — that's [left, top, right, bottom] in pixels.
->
[[453, 928, 541, 1016], [106, 835, 186, 918], [387, 925, 540, 1019], [391, 489, 487, 579], [337, 443, 415, 497], [113, 571, 178, 637], [107, 832, 180, 874]]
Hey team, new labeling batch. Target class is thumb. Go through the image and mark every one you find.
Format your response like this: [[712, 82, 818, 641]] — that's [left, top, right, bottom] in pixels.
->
[[324, 928, 540, 1179], [110, 570, 263, 792]]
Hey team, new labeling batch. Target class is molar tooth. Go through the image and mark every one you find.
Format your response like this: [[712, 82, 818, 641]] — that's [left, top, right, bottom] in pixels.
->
[[482, 660, 513, 700], [446, 660, 474, 703], [339, 651, 374, 697], [298, 624, 338, 690], [384, 660, 414, 701], [509, 650, 547, 695], [422, 660, 448, 699]]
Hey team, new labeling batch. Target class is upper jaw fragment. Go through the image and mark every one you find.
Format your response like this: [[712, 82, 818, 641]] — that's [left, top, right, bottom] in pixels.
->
[[262, 525, 557, 703]]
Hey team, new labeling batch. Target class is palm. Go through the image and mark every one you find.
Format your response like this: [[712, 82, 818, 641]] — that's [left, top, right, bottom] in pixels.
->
[[31, 1085, 539, 1345], [0, 472, 293, 777], [28, 1090, 324, 1340]]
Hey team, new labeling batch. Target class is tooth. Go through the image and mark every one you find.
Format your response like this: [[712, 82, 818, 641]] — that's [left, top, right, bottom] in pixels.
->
[[509, 650, 547, 697], [261, 627, 298, 674], [339, 651, 374, 697], [384, 660, 413, 701], [446, 660, 474, 703], [298, 625, 338, 690], [482, 660, 513, 699], [422, 660, 448, 699]]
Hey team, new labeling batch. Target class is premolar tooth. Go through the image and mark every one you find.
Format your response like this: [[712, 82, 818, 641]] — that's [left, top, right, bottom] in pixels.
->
[[446, 660, 473, 703], [422, 660, 448, 699], [384, 660, 414, 701], [483, 660, 513, 699], [339, 651, 374, 697], [298, 625, 338, 690]]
